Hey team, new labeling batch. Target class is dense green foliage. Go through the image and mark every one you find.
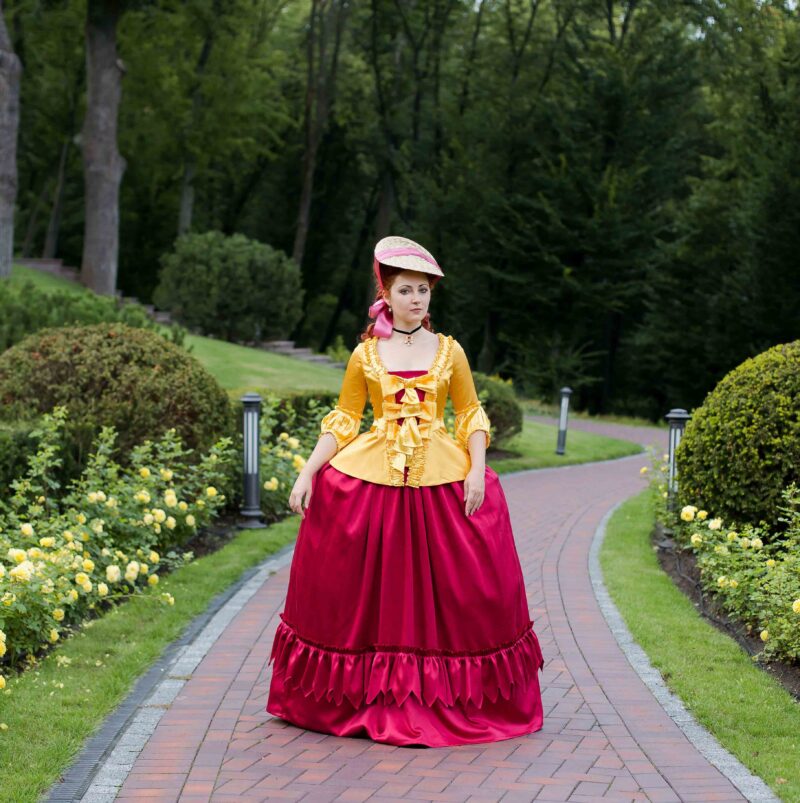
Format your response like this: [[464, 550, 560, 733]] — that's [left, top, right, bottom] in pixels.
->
[[0, 279, 185, 352], [7, 0, 800, 418], [473, 373, 523, 446], [677, 341, 800, 533], [0, 323, 235, 472], [153, 231, 303, 341]]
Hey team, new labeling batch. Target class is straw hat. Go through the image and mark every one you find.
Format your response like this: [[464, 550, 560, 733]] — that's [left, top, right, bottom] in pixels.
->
[[373, 236, 444, 280]]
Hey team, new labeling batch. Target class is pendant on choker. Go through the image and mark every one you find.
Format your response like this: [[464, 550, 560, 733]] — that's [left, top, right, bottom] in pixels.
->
[[392, 324, 423, 345]]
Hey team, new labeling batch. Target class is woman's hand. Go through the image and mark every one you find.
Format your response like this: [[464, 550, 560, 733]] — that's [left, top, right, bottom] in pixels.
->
[[289, 470, 314, 519], [463, 466, 485, 516]]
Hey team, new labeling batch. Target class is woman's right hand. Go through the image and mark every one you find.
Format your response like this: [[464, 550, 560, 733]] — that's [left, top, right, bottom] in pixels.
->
[[289, 470, 314, 519]]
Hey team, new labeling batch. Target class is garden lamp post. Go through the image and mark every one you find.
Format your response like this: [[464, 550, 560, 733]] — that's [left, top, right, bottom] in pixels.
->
[[239, 392, 265, 528], [665, 408, 691, 513], [556, 386, 572, 455]]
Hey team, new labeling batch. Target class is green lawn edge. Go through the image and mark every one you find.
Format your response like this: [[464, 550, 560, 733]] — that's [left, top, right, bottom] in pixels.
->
[[600, 490, 800, 802], [0, 518, 299, 803]]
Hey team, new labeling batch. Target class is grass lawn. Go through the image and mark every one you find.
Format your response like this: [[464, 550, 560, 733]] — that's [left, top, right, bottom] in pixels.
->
[[185, 333, 344, 394], [10, 263, 88, 295], [601, 490, 800, 803], [0, 519, 298, 803], [489, 419, 643, 474]]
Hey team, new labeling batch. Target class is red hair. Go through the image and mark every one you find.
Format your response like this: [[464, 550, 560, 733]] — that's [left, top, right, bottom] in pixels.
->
[[359, 264, 440, 342]]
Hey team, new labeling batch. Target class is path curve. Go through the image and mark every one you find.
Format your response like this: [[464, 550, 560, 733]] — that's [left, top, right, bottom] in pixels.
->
[[67, 417, 775, 802]]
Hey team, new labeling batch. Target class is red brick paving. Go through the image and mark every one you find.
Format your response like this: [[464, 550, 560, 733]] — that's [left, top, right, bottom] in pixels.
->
[[116, 420, 750, 802]]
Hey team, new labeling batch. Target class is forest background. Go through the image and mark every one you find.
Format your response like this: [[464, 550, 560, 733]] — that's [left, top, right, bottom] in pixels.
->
[[3, 0, 799, 420]]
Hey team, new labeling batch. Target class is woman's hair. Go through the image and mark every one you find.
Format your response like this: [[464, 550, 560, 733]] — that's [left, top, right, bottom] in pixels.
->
[[359, 264, 439, 341]]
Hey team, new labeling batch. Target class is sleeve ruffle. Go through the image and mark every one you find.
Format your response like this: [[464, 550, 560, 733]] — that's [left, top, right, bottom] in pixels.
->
[[454, 402, 491, 450], [320, 405, 362, 451]]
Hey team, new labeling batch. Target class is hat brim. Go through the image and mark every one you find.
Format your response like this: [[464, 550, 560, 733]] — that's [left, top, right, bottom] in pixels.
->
[[376, 254, 444, 278]]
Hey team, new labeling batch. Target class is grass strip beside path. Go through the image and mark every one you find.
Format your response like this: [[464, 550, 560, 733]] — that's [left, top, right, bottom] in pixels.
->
[[489, 419, 642, 474], [0, 519, 298, 803], [600, 490, 800, 803]]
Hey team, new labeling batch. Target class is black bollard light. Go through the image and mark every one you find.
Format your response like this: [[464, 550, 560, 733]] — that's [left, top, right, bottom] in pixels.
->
[[239, 392, 265, 528], [555, 386, 572, 455], [664, 408, 691, 514]]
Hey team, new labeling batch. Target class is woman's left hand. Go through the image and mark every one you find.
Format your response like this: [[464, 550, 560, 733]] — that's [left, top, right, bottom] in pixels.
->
[[463, 467, 485, 516]]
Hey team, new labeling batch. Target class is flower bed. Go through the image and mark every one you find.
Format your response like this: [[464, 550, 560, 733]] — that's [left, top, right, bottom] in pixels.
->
[[0, 406, 236, 680], [644, 453, 800, 664]]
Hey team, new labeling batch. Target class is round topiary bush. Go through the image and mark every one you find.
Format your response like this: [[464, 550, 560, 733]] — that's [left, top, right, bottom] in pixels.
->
[[473, 372, 523, 446], [153, 230, 304, 342], [0, 323, 235, 467], [677, 340, 800, 531]]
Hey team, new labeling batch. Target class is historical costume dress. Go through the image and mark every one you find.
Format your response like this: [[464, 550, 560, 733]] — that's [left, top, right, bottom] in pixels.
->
[[266, 238, 545, 747]]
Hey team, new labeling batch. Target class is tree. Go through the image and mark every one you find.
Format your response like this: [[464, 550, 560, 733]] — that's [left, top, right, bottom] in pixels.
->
[[0, 0, 21, 279], [81, 0, 126, 296]]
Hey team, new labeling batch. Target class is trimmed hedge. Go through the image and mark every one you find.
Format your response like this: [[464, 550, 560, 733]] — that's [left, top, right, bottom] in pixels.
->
[[473, 372, 523, 446], [0, 323, 235, 472], [0, 278, 185, 352], [677, 340, 800, 532], [153, 231, 303, 342]]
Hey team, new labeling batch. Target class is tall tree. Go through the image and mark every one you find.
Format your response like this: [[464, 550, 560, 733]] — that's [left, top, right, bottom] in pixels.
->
[[292, 0, 349, 267], [0, 0, 21, 279], [81, 0, 126, 295]]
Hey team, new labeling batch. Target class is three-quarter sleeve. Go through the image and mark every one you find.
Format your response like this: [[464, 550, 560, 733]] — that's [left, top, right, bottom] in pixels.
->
[[320, 343, 368, 451], [449, 341, 492, 450]]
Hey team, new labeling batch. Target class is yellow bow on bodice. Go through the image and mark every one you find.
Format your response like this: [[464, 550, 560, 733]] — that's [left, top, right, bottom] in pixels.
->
[[372, 374, 441, 475]]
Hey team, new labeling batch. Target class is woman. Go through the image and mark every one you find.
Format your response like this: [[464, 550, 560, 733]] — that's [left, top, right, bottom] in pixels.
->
[[266, 235, 544, 747]]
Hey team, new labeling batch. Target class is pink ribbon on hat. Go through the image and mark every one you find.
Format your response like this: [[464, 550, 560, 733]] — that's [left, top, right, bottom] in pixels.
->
[[368, 246, 441, 339]]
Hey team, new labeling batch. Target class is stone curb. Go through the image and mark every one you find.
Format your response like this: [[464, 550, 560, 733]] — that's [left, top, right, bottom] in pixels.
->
[[44, 541, 296, 803], [588, 501, 780, 803]]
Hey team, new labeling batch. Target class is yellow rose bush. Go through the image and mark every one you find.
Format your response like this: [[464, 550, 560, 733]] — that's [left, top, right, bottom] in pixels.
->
[[646, 452, 800, 663], [0, 407, 235, 670]]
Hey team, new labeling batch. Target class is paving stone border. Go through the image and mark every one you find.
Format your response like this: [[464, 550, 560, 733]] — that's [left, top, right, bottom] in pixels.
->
[[44, 541, 296, 803], [588, 501, 780, 803]]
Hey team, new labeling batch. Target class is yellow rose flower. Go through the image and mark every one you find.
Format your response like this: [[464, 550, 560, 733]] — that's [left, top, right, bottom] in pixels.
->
[[53, 608, 65, 621], [139, 467, 151, 479], [91, 520, 104, 534], [792, 599, 800, 614], [67, 589, 78, 602], [186, 514, 196, 527], [63, 530, 74, 542], [48, 628, 59, 643], [81, 580, 92, 593], [0, 565, 4, 579], [751, 538, 763, 550], [9, 561, 34, 582], [0, 643, 5, 658], [20, 523, 34, 537], [680, 507, 696, 521], [76, 513, 86, 524], [160, 469, 173, 482], [140, 563, 149, 574], [206, 486, 218, 497], [149, 551, 160, 563], [98, 582, 108, 597], [39, 537, 55, 548], [152, 508, 166, 524], [0, 675, 5, 689], [96, 491, 107, 502], [143, 513, 154, 525], [717, 575, 728, 588], [148, 574, 159, 586], [766, 559, 776, 568], [729, 579, 738, 588], [279, 432, 289, 441], [87, 492, 98, 503], [708, 518, 723, 530], [7, 548, 26, 564], [75, 572, 89, 585], [760, 630, 769, 642], [690, 533, 703, 546], [697, 510, 708, 520], [106, 565, 121, 583], [287, 436, 300, 449], [135, 490, 151, 504], [727, 532, 737, 542], [82, 559, 95, 572], [80, 531, 90, 542], [639, 466, 648, 474], [166, 517, 176, 530], [714, 545, 729, 555], [178, 501, 188, 512]]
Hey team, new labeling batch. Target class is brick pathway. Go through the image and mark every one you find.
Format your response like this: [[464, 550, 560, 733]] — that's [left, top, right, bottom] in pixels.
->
[[107, 420, 757, 802]]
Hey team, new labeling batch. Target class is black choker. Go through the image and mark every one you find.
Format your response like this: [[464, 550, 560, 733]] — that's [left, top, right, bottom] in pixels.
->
[[392, 324, 423, 345]]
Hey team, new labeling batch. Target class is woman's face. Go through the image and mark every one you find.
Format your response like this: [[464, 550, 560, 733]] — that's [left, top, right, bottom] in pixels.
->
[[384, 270, 431, 323]]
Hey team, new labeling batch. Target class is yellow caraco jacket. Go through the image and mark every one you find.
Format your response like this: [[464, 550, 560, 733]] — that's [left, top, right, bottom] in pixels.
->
[[319, 332, 491, 487]]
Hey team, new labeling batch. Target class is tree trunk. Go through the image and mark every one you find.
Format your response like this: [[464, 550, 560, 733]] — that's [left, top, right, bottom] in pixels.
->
[[81, 0, 126, 296], [43, 137, 71, 258], [177, 157, 195, 236], [0, 0, 22, 279]]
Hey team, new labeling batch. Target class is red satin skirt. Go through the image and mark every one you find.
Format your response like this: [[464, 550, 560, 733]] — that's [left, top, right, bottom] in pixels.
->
[[266, 460, 545, 747]]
